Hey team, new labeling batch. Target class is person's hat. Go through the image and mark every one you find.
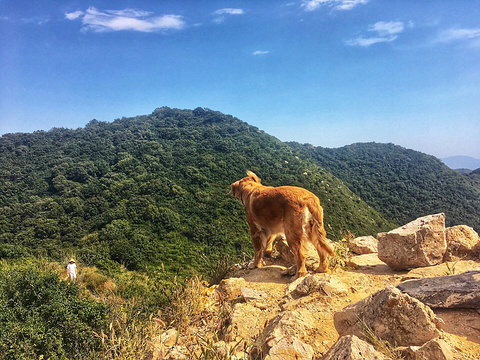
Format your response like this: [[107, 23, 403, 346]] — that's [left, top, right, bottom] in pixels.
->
[[69, 258, 76, 263]]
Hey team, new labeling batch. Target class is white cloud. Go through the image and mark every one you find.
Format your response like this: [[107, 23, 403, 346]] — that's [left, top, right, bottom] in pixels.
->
[[437, 28, 480, 42], [302, 0, 330, 12], [335, 0, 369, 10], [213, 8, 244, 16], [66, 7, 184, 33], [65, 11, 84, 20], [345, 35, 397, 47], [253, 50, 269, 55], [346, 20, 405, 47], [368, 21, 404, 36], [301, 0, 368, 12], [212, 8, 244, 24]]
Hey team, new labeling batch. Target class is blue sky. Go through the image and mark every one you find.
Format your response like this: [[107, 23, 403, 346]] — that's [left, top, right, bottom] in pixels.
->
[[1, 1, 479, 158]]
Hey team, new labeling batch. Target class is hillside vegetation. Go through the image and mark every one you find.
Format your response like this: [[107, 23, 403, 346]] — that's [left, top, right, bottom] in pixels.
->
[[1, 107, 480, 359], [0, 107, 394, 278], [288, 142, 480, 232]]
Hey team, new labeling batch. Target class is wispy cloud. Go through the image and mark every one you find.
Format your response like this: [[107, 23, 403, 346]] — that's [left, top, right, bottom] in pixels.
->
[[437, 27, 480, 46], [65, 11, 83, 20], [253, 50, 269, 55], [301, 0, 369, 12], [346, 21, 405, 47], [213, 8, 244, 16], [65, 7, 185, 33], [212, 8, 244, 24]]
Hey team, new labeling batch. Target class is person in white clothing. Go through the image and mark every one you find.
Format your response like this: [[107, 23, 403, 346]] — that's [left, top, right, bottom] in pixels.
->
[[66, 258, 77, 281]]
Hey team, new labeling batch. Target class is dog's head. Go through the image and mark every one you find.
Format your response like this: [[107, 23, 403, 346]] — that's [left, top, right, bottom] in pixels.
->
[[231, 171, 261, 199]]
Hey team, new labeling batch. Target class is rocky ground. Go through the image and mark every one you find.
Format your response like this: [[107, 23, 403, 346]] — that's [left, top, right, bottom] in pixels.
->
[[152, 216, 480, 359], [153, 253, 480, 359]]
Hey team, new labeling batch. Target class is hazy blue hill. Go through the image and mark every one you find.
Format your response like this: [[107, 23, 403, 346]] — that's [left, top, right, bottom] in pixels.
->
[[442, 155, 480, 170], [288, 142, 480, 232], [0, 107, 394, 278]]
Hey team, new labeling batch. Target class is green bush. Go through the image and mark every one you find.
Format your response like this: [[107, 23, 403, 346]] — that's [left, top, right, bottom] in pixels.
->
[[0, 259, 108, 360]]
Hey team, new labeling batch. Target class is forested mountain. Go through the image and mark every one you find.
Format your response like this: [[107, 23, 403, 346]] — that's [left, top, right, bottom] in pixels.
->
[[288, 142, 480, 232], [0, 107, 395, 278]]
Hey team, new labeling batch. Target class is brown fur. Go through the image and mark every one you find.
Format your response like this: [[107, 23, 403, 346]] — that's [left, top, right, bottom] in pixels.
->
[[231, 171, 334, 278]]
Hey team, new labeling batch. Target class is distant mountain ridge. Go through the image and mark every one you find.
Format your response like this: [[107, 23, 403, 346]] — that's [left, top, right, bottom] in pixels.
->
[[441, 155, 480, 170], [288, 142, 480, 232]]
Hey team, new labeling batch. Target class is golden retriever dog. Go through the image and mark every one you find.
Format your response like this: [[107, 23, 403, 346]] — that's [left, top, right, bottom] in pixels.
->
[[231, 171, 334, 278]]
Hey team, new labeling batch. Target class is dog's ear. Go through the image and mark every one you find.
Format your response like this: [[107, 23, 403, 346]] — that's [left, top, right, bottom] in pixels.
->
[[246, 171, 261, 183]]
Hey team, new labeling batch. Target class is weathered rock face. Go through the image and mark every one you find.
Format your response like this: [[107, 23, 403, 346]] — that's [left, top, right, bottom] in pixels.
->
[[285, 274, 348, 299], [217, 277, 247, 301], [398, 338, 453, 360], [260, 308, 316, 359], [264, 336, 314, 360], [321, 335, 390, 360], [224, 302, 263, 342], [334, 286, 444, 346], [444, 225, 480, 260], [377, 213, 447, 270], [349, 236, 378, 255], [397, 269, 480, 308]]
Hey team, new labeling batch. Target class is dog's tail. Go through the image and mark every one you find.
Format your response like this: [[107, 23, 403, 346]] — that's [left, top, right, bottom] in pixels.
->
[[307, 201, 335, 256]]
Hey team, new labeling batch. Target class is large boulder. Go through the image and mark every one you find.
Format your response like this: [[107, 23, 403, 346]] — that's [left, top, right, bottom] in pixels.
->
[[444, 225, 480, 260], [334, 286, 444, 346], [397, 269, 480, 308], [349, 236, 378, 255], [377, 213, 447, 270], [321, 335, 390, 360]]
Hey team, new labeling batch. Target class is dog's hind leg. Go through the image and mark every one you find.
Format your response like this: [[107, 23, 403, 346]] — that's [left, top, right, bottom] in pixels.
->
[[285, 229, 307, 278], [264, 234, 277, 257]]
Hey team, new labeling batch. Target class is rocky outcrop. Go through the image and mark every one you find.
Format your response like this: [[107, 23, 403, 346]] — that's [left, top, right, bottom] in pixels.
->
[[444, 225, 480, 260], [321, 335, 390, 360], [285, 274, 348, 299], [397, 269, 480, 308], [334, 286, 444, 346], [398, 338, 453, 360], [260, 308, 316, 360], [377, 213, 447, 270], [349, 236, 378, 255]]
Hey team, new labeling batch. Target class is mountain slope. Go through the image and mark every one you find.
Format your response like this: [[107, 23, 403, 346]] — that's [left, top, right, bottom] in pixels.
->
[[288, 142, 480, 232], [0, 108, 394, 278]]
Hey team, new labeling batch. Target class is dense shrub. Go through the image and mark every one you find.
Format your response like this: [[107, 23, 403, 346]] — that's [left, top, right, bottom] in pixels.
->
[[0, 259, 108, 359]]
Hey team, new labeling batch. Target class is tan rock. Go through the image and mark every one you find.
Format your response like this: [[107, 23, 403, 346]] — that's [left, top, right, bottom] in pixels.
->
[[321, 335, 390, 360], [225, 302, 263, 342], [218, 277, 247, 301], [241, 287, 267, 302], [334, 286, 444, 346], [349, 236, 378, 254], [261, 308, 316, 357], [378, 213, 447, 270], [286, 274, 348, 298], [445, 225, 480, 260], [398, 338, 453, 360], [265, 336, 314, 360], [397, 269, 480, 308]]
